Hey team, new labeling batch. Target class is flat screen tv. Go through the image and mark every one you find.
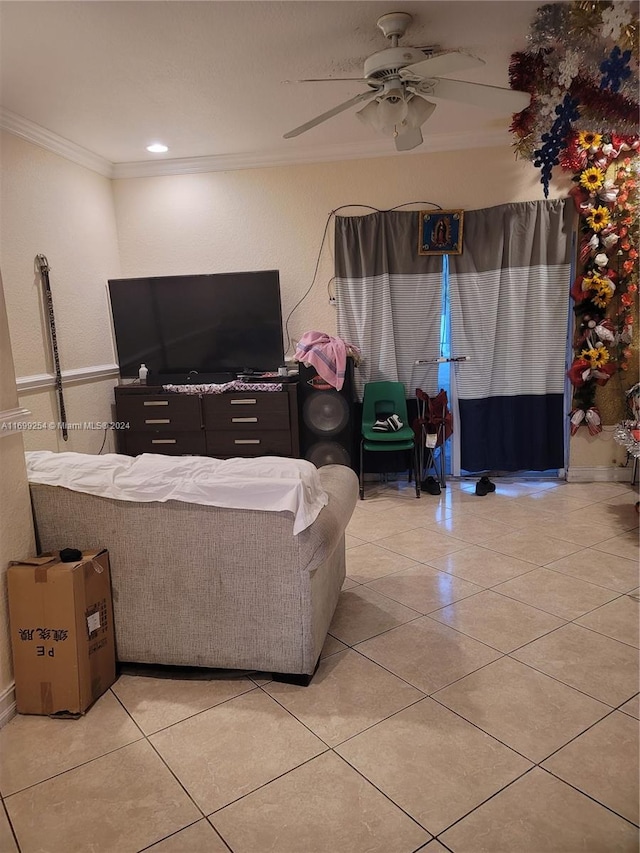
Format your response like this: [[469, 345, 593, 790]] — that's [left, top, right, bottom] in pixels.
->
[[108, 270, 284, 382]]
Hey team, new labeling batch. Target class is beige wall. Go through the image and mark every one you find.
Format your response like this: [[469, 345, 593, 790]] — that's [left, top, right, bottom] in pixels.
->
[[0, 273, 35, 715], [113, 145, 568, 356], [0, 131, 122, 453]]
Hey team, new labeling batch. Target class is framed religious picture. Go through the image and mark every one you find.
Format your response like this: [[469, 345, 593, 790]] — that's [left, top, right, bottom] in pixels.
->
[[418, 210, 464, 255]]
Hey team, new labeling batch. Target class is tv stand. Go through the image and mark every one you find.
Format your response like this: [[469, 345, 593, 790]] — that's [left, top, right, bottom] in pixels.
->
[[114, 383, 300, 459]]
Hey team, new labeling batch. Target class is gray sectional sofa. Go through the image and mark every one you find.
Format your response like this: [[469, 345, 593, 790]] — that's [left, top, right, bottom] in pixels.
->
[[30, 463, 358, 684]]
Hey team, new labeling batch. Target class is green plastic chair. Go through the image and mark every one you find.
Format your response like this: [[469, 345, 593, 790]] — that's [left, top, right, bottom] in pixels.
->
[[359, 381, 421, 500]]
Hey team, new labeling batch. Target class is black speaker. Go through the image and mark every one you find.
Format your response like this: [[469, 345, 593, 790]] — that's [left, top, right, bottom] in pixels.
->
[[297, 358, 357, 469]]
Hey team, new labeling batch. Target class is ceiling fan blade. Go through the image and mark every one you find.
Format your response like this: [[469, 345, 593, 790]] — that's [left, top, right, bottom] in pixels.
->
[[427, 78, 530, 112], [283, 89, 378, 139], [400, 51, 485, 81], [395, 127, 423, 152], [284, 78, 369, 84]]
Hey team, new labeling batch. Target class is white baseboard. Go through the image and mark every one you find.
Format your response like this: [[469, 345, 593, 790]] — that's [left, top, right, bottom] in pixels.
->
[[0, 682, 16, 728], [566, 466, 634, 483]]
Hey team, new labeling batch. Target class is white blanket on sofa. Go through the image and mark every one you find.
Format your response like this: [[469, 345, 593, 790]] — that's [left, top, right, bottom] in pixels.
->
[[25, 451, 329, 535]]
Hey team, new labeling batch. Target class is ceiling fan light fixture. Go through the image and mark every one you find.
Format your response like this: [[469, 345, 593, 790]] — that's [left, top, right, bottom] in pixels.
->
[[356, 90, 435, 138], [404, 95, 436, 129]]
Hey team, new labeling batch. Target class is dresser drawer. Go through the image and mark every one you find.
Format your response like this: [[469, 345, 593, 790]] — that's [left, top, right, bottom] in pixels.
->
[[205, 430, 291, 457], [116, 394, 202, 431], [124, 431, 206, 457], [202, 392, 289, 430]]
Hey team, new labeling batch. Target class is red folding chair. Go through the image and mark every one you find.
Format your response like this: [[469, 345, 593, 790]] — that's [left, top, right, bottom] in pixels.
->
[[413, 388, 453, 488]]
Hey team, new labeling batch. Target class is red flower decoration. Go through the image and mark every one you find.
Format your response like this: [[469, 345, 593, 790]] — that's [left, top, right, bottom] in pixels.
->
[[567, 358, 590, 387]]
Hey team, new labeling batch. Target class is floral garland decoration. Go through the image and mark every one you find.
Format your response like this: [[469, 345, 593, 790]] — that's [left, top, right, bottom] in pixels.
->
[[509, 2, 639, 435]]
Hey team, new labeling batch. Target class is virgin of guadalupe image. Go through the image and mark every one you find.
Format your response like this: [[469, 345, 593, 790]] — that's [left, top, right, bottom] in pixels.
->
[[433, 217, 451, 247]]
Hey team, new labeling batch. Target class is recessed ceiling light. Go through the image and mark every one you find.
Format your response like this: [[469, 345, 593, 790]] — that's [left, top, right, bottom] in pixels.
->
[[146, 143, 168, 153]]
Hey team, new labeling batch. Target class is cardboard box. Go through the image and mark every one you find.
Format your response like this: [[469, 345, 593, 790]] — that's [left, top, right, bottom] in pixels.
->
[[8, 549, 116, 716]]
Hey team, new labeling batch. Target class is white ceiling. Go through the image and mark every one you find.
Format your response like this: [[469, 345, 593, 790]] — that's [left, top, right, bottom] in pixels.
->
[[0, 0, 542, 175]]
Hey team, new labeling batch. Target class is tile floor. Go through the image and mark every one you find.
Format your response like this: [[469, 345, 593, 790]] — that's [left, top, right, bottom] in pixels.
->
[[1, 477, 639, 853]]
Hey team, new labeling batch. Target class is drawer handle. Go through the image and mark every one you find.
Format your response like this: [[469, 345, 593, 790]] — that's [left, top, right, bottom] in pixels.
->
[[234, 439, 260, 445], [143, 400, 169, 406], [145, 418, 171, 424], [230, 398, 256, 405], [151, 439, 177, 444], [232, 417, 258, 423]]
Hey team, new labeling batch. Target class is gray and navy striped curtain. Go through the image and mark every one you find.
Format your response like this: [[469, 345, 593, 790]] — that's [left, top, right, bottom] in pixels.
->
[[334, 211, 442, 400], [448, 199, 574, 473]]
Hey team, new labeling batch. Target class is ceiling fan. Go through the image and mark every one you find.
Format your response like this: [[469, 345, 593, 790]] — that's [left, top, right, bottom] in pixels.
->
[[283, 11, 530, 151]]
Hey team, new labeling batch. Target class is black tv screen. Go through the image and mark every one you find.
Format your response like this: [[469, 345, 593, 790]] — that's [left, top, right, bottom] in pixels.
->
[[108, 271, 284, 381]]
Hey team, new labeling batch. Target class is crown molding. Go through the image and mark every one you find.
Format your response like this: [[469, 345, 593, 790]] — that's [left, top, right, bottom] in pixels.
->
[[1, 107, 512, 179], [111, 129, 513, 178], [0, 108, 113, 178]]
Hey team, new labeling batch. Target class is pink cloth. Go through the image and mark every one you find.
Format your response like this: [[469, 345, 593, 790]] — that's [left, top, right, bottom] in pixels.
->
[[294, 332, 359, 391]]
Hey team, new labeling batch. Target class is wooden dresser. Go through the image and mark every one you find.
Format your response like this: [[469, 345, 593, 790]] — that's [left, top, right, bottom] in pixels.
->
[[114, 383, 299, 458]]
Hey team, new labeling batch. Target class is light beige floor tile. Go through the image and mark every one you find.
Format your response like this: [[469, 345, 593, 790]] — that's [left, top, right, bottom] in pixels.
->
[[346, 508, 418, 542], [512, 491, 595, 512], [211, 751, 431, 853], [430, 589, 566, 652], [542, 711, 639, 825], [428, 513, 518, 544], [460, 501, 558, 528], [147, 820, 230, 852], [575, 594, 639, 648], [336, 697, 532, 835], [321, 633, 348, 658], [5, 740, 200, 853], [619, 693, 640, 719], [356, 494, 411, 513], [556, 482, 632, 502], [384, 501, 454, 525], [346, 542, 419, 584], [341, 576, 359, 590], [345, 534, 365, 549], [0, 690, 142, 796], [112, 673, 255, 734], [423, 843, 450, 852], [149, 689, 325, 813], [523, 516, 626, 547], [601, 486, 640, 506], [575, 502, 639, 533], [355, 616, 501, 695], [433, 657, 610, 762], [366, 564, 484, 614], [263, 649, 423, 746], [0, 806, 18, 853], [511, 622, 639, 706], [484, 530, 583, 565], [492, 567, 618, 620], [592, 529, 640, 561], [328, 585, 421, 645], [544, 548, 639, 592], [440, 767, 639, 853], [375, 527, 468, 562], [425, 545, 536, 587]]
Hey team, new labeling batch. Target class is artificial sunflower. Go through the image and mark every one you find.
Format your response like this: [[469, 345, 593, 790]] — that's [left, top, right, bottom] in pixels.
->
[[580, 344, 610, 368], [592, 283, 614, 308], [579, 166, 605, 191], [577, 131, 603, 150], [586, 205, 611, 231]]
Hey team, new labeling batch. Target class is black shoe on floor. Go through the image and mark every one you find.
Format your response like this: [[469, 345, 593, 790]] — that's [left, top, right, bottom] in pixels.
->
[[479, 475, 496, 492], [475, 476, 495, 496], [422, 476, 441, 495]]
